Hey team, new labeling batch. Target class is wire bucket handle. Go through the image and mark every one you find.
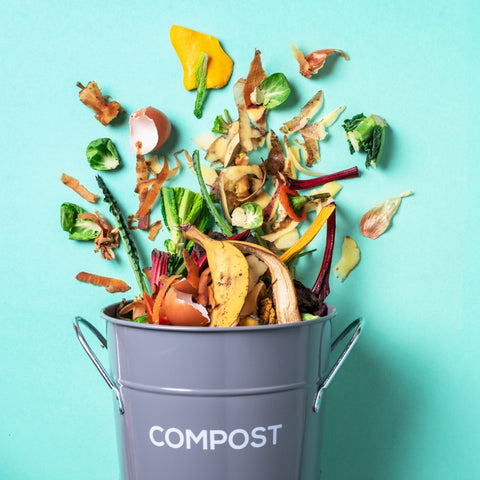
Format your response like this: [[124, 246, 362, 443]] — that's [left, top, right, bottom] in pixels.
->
[[313, 318, 364, 413], [73, 316, 125, 414]]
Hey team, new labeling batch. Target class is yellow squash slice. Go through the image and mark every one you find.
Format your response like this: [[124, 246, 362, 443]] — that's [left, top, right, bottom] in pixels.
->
[[334, 236, 360, 281], [170, 25, 233, 90]]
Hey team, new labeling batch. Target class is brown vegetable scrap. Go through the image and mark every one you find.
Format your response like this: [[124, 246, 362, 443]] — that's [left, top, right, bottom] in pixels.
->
[[75, 272, 131, 293], [127, 215, 139, 230], [265, 131, 286, 176], [76, 81, 123, 125], [259, 296, 276, 325], [291, 42, 348, 78], [197, 267, 212, 307], [118, 300, 147, 321], [244, 49, 266, 107], [61, 173, 98, 203], [217, 164, 266, 222], [243, 49, 267, 126], [77, 211, 119, 260]]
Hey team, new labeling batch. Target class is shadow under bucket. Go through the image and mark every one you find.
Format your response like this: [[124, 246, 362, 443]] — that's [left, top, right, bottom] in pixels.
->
[[74, 303, 363, 480]]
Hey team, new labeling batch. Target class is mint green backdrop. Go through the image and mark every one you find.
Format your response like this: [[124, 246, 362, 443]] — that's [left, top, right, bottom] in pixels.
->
[[1, 1, 478, 479]]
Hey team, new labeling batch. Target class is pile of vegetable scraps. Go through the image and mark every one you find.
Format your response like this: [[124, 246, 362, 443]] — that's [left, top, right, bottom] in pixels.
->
[[61, 26, 412, 327]]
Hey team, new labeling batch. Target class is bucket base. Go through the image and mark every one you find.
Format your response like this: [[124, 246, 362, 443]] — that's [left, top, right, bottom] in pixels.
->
[[115, 387, 325, 480]]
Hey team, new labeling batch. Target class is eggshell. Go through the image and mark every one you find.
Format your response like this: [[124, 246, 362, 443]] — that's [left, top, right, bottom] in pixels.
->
[[163, 288, 210, 326], [129, 106, 171, 154], [173, 278, 197, 295]]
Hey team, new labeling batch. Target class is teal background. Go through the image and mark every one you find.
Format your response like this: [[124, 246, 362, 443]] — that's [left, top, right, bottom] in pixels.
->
[[1, 1, 478, 479]]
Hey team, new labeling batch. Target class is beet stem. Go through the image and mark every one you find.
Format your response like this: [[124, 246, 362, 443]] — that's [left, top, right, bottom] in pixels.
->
[[312, 207, 336, 301], [287, 166, 359, 190]]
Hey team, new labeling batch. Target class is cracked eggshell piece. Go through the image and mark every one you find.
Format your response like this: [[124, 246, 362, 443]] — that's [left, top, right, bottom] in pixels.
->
[[163, 288, 210, 326], [129, 106, 171, 154]]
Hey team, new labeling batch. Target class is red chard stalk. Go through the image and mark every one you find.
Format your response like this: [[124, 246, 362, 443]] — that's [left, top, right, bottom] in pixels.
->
[[312, 206, 336, 303], [287, 166, 359, 190]]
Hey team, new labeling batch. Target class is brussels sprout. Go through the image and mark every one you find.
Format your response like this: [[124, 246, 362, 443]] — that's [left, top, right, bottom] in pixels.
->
[[231, 202, 263, 230], [86, 138, 120, 171], [251, 73, 291, 110], [60, 202, 84, 232], [60, 202, 100, 240]]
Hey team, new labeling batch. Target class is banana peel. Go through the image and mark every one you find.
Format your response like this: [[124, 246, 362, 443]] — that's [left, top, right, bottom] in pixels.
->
[[181, 225, 249, 327], [228, 240, 301, 324]]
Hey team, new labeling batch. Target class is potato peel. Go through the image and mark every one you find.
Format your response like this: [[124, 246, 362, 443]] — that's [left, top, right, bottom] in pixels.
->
[[234, 78, 254, 153], [280, 90, 323, 134]]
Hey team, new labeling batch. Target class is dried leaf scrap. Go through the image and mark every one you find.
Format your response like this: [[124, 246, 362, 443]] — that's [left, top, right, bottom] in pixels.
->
[[77, 211, 119, 260]]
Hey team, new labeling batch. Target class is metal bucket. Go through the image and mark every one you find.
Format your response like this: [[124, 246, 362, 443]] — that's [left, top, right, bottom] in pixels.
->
[[74, 303, 363, 480]]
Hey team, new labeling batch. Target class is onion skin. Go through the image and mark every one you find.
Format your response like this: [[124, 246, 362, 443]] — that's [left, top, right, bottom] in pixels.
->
[[129, 106, 171, 154]]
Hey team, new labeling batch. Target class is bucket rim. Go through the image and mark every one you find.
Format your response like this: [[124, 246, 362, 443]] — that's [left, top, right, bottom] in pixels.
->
[[101, 302, 336, 332]]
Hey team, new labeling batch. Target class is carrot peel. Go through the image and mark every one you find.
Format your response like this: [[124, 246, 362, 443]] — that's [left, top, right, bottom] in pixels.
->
[[75, 272, 130, 293]]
